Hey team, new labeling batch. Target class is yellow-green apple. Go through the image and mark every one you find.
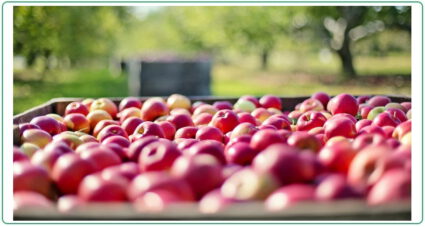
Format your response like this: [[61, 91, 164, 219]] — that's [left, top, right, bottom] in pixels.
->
[[406, 110, 411, 119], [52, 132, 83, 150], [234, 99, 256, 112], [21, 129, 52, 148], [18, 123, 40, 137], [119, 97, 142, 112], [87, 110, 113, 129], [30, 116, 63, 135], [265, 184, 315, 211], [240, 95, 260, 108], [297, 111, 327, 131], [367, 168, 410, 205], [20, 143, 41, 158], [249, 129, 285, 151], [327, 93, 359, 116], [259, 95, 282, 110], [65, 102, 89, 116], [167, 94, 191, 110], [90, 98, 118, 119], [14, 161, 52, 198]]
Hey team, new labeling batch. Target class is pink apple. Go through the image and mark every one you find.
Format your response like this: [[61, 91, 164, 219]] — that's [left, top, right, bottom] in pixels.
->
[[356, 95, 371, 104], [14, 147, 29, 162], [225, 142, 258, 165], [195, 126, 223, 142], [79, 146, 121, 172], [262, 115, 291, 130], [259, 95, 282, 110], [327, 93, 359, 116], [251, 108, 272, 122], [186, 140, 226, 165], [21, 129, 52, 148], [287, 131, 322, 152], [30, 116, 63, 135], [199, 189, 241, 214], [158, 121, 176, 140], [367, 168, 410, 205], [133, 121, 165, 138], [14, 161, 52, 198], [230, 122, 258, 140], [324, 117, 356, 140], [175, 126, 198, 139], [237, 112, 257, 125], [213, 101, 233, 110], [65, 101, 90, 116], [250, 129, 285, 151], [359, 105, 373, 119], [299, 98, 324, 113], [315, 174, 362, 200], [127, 136, 158, 162], [265, 184, 316, 211], [382, 126, 395, 138], [119, 97, 142, 111], [401, 102, 411, 111], [121, 117, 144, 135], [367, 95, 391, 108], [31, 142, 72, 173], [63, 113, 90, 133], [372, 112, 400, 127], [318, 140, 356, 174], [209, 109, 239, 133], [102, 135, 131, 148], [78, 173, 127, 202], [311, 92, 331, 107], [296, 111, 327, 131], [140, 99, 169, 121], [167, 113, 194, 130], [193, 104, 218, 116], [352, 133, 385, 151], [138, 140, 181, 171], [97, 125, 128, 142], [193, 112, 213, 126], [355, 119, 372, 131], [14, 191, 53, 211], [101, 162, 140, 181], [57, 195, 85, 213], [358, 125, 386, 137], [393, 120, 411, 140]]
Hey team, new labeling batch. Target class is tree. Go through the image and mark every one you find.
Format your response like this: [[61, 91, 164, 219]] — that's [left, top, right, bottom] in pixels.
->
[[308, 6, 411, 79]]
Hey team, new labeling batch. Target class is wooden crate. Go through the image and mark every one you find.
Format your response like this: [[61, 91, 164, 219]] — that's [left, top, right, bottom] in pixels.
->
[[12, 96, 412, 221]]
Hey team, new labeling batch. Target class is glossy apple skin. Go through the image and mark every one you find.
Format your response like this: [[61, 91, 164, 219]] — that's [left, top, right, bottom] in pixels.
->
[[138, 140, 181, 171], [57, 195, 85, 213], [213, 101, 233, 110], [352, 133, 385, 151], [329, 113, 357, 124], [65, 102, 90, 116], [97, 125, 128, 142], [193, 104, 218, 117], [128, 172, 195, 201], [91, 120, 119, 138], [367, 168, 411, 205], [251, 108, 272, 123], [141, 100, 169, 121], [358, 125, 386, 137], [119, 97, 142, 112], [121, 117, 144, 136], [259, 95, 282, 110], [367, 95, 391, 108], [171, 154, 223, 199], [127, 136, 158, 162], [311, 92, 331, 107], [287, 131, 322, 152], [14, 191, 53, 211], [253, 144, 314, 185], [393, 120, 411, 140], [14, 147, 29, 162], [262, 116, 291, 130], [209, 110, 239, 134], [324, 117, 356, 140], [400, 102, 411, 111], [118, 107, 142, 122], [265, 184, 316, 211], [167, 114, 194, 130], [31, 142, 72, 173], [318, 140, 356, 174], [186, 140, 226, 165], [230, 122, 258, 140], [133, 122, 165, 139], [372, 112, 400, 127], [21, 129, 52, 148], [18, 123, 41, 137], [63, 113, 89, 133], [315, 174, 362, 200], [156, 121, 176, 140], [327, 93, 359, 116], [240, 95, 261, 108], [234, 99, 256, 112], [195, 126, 223, 142], [359, 105, 373, 119], [355, 119, 372, 132], [102, 135, 131, 148], [249, 129, 285, 152], [78, 173, 127, 202], [167, 94, 191, 110], [87, 110, 113, 129], [30, 116, 63, 136], [299, 98, 324, 113], [357, 95, 371, 104], [175, 126, 198, 139], [80, 146, 122, 172], [225, 142, 258, 166], [385, 108, 408, 123], [221, 168, 279, 200], [296, 111, 327, 131], [14, 161, 52, 198], [237, 112, 258, 125], [52, 153, 96, 194], [193, 113, 213, 126], [103, 143, 128, 161], [101, 162, 140, 181], [199, 189, 241, 214], [90, 98, 118, 118], [133, 189, 186, 212]]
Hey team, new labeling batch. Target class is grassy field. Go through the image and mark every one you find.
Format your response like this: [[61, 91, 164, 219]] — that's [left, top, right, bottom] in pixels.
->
[[13, 55, 411, 115]]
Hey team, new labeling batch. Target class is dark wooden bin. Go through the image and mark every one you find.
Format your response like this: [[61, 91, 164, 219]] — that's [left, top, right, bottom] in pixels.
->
[[12, 96, 412, 221]]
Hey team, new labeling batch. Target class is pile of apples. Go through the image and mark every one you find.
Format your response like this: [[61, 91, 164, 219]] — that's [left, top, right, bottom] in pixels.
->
[[14, 93, 411, 213]]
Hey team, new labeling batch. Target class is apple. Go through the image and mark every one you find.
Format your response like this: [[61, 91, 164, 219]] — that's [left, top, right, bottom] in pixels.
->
[[171, 154, 223, 199], [63, 113, 90, 133], [127, 136, 159, 161], [296, 111, 327, 131], [385, 102, 407, 112], [175, 126, 198, 139], [128, 172, 195, 201], [209, 109, 239, 133], [230, 122, 258, 140], [225, 142, 258, 165], [103, 143, 128, 161], [195, 126, 223, 142], [352, 133, 385, 151], [234, 99, 256, 112], [318, 139, 356, 174], [65, 102, 89, 116], [222, 164, 244, 179], [259, 95, 282, 110], [133, 189, 186, 212], [176, 138, 199, 151], [90, 98, 118, 118], [226, 135, 252, 148], [79, 146, 122, 171], [199, 189, 241, 214], [329, 113, 357, 124], [18, 123, 41, 137], [400, 132, 411, 146], [82, 98, 95, 109], [119, 97, 142, 112], [406, 110, 411, 119], [52, 132, 83, 150], [79, 134, 97, 144], [57, 195, 85, 213], [401, 102, 411, 111], [308, 127, 324, 135], [193, 113, 213, 126], [221, 168, 279, 200], [358, 125, 386, 137], [92, 119, 119, 138], [359, 105, 373, 119], [30, 116, 63, 135], [186, 140, 226, 165], [141, 99, 169, 121], [31, 142, 72, 173], [78, 173, 127, 202], [327, 93, 358, 116], [357, 95, 371, 104], [139, 140, 181, 171], [240, 95, 260, 108], [121, 117, 144, 135], [133, 121, 165, 139], [355, 119, 372, 132], [382, 126, 395, 138], [251, 108, 272, 123], [315, 174, 362, 200], [385, 108, 408, 122], [372, 112, 400, 127], [14, 147, 29, 162], [167, 94, 191, 110], [367, 95, 391, 108], [367, 168, 411, 205], [287, 131, 322, 152], [102, 135, 131, 148], [265, 184, 316, 211], [21, 129, 52, 148], [393, 120, 411, 140], [252, 144, 314, 185], [262, 116, 291, 130], [299, 98, 324, 113], [118, 107, 141, 122], [324, 117, 356, 140], [213, 101, 233, 110], [237, 112, 258, 125], [97, 125, 128, 142], [311, 92, 331, 107], [87, 110, 113, 129], [19, 143, 41, 159], [14, 161, 52, 197], [158, 121, 176, 140], [170, 108, 192, 116], [193, 104, 218, 116], [14, 191, 53, 211], [249, 129, 285, 151], [101, 162, 140, 181], [167, 113, 194, 130]]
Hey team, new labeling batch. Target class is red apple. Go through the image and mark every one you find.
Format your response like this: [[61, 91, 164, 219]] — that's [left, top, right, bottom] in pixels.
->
[[195, 126, 223, 142], [327, 93, 359, 116], [63, 113, 90, 133], [311, 92, 330, 107], [401, 102, 411, 111], [355, 119, 372, 132], [352, 133, 385, 151], [121, 117, 144, 135], [167, 94, 191, 110], [367, 95, 391, 108], [14, 191, 53, 211], [65, 102, 89, 116], [308, 127, 324, 135], [265, 184, 316, 211], [385, 108, 408, 123], [249, 129, 285, 151], [14, 147, 29, 162], [213, 101, 233, 110], [262, 115, 291, 130], [21, 129, 52, 148], [79, 146, 122, 171], [318, 140, 356, 174], [18, 123, 40, 137], [186, 140, 226, 165], [31, 142, 72, 173], [240, 95, 260, 108], [167, 113, 194, 130], [158, 121, 176, 140], [209, 109, 239, 133], [127, 136, 159, 161], [52, 132, 84, 150], [193, 104, 218, 116], [102, 135, 131, 148], [193, 113, 213, 126], [101, 162, 140, 181], [119, 97, 142, 111], [382, 126, 395, 138], [359, 105, 373, 119], [324, 117, 356, 140], [141, 99, 169, 121], [90, 98, 118, 118], [315, 174, 362, 200], [251, 108, 272, 123], [30, 116, 63, 135], [97, 125, 128, 142], [358, 125, 386, 137], [175, 126, 198, 139], [367, 168, 410, 205], [170, 108, 191, 116], [259, 95, 282, 110], [225, 142, 258, 165], [78, 173, 127, 202], [287, 131, 322, 152], [133, 189, 186, 212], [92, 119, 119, 138], [118, 107, 142, 122], [133, 121, 165, 139], [357, 95, 371, 104], [103, 143, 128, 161], [80, 134, 98, 143], [288, 110, 303, 120], [87, 110, 113, 129], [237, 112, 258, 125], [329, 113, 357, 124], [296, 111, 327, 131], [14, 161, 51, 197], [230, 122, 258, 140], [393, 120, 411, 140], [372, 112, 400, 127], [139, 140, 181, 171]]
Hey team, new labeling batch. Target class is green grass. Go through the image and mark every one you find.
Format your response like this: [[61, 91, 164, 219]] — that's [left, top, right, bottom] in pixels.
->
[[13, 55, 411, 115]]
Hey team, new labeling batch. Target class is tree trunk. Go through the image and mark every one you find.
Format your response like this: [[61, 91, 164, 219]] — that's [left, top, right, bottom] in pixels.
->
[[261, 49, 269, 70], [336, 28, 356, 79]]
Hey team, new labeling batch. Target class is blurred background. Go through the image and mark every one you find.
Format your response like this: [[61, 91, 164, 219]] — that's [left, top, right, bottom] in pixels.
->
[[13, 6, 411, 114]]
